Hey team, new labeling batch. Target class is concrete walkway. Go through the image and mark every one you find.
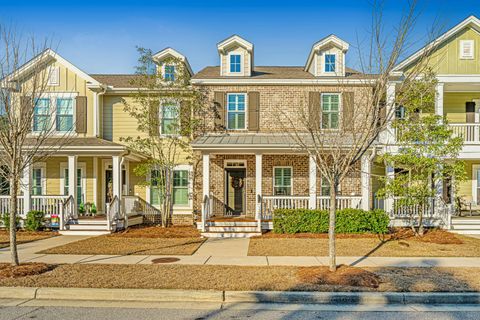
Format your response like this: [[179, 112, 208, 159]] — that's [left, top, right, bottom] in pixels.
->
[[1, 235, 480, 267]]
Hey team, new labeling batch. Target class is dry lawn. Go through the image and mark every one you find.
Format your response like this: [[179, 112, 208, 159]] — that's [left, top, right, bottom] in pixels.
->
[[39, 226, 205, 255], [249, 229, 480, 257], [0, 263, 480, 292], [0, 230, 57, 249]]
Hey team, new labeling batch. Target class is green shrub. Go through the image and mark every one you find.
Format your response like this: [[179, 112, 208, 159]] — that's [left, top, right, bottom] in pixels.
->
[[1, 213, 21, 230], [24, 210, 45, 231], [273, 208, 389, 234]]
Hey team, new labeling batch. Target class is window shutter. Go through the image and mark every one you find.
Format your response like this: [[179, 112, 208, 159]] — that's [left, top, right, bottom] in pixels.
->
[[75, 96, 87, 134], [342, 92, 354, 131], [213, 91, 225, 131], [248, 91, 260, 131], [149, 101, 160, 136], [180, 99, 191, 136], [308, 92, 320, 130]]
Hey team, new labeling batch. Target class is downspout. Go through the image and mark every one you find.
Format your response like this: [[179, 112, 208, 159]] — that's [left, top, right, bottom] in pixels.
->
[[95, 85, 107, 138]]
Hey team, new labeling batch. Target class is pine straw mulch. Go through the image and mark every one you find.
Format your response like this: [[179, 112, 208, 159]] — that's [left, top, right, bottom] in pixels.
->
[[38, 226, 205, 256], [249, 229, 480, 257], [0, 263, 54, 279], [0, 263, 480, 292], [0, 230, 58, 249]]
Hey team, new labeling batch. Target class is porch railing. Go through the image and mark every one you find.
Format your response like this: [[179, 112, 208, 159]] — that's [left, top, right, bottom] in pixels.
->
[[449, 123, 480, 143], [61, 195, 75, 230], [0, 195, 24, 216], [260, 195, 362, 220], [106, 196, 120, 231], [31, 195, 68, 217], [122, 195, 162, 227], [202, 194, 212, 232], [392, 197, 435, 218]]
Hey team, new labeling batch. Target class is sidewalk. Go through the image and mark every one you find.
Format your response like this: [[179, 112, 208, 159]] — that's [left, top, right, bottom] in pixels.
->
[[1, 236, 480, 267]]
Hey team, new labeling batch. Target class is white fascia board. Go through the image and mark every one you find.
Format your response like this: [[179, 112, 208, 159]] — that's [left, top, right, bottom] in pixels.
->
[[304, 35, 350, 71], [152, 47, 194, 76], [191, 78, 376, 85], [217, 35, 253, 53], [393, 15, 480, 72]]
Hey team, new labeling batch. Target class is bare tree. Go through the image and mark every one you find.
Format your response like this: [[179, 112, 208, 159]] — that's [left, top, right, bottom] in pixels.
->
[[275, 0, 439, 271], [0, 26, 72, 266]]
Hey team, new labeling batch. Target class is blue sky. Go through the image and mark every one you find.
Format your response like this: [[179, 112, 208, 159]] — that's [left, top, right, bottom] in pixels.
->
[[1, 0, 479, 74]]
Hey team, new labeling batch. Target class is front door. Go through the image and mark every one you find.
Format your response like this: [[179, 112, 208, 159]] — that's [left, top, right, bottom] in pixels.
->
[[105, 169, 113, 206], [225, 168, 246, 216]]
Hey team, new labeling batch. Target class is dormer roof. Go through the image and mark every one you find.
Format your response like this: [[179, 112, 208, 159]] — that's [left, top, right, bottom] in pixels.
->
[[217, 35, 253, 53], [152, 47, 193, 76], [304, 35, 349, 71]]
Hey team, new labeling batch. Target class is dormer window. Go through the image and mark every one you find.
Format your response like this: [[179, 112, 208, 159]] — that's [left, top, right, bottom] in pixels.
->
[[229, 54, 241, 73], [460, 40, 474, 59], [164, 65, 175, 81], [325, 54, 336, 72]]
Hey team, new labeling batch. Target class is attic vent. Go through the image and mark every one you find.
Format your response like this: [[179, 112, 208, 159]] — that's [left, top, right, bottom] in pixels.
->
[[460, 40, 474, 59]]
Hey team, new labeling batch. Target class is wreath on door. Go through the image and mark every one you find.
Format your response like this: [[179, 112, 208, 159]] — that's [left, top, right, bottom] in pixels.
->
[[231, 177, 244, 189]]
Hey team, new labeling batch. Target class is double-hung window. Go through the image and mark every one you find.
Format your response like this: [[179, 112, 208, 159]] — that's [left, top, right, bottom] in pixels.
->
[[33, 98, 50, 132], [173, 170, 189, 206], [63, 168, 84, 205], [230, 54, 241, 73], [150, 169, 165, 206], [325, 54, 336, 72], [321, 176, 331, 196], [32, 168, 43, 195], [56, 98, 74, 132], [227, 93, 246, 130], [161, 102, 179, 135], [274, 167, 292, 196], [0, 166, 9, 196], [322, 94, 340, 129], [164, 65, 175, 81]]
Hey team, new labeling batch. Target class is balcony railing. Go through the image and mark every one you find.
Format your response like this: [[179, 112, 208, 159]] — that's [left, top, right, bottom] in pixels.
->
[[449, 123, 480, 143]]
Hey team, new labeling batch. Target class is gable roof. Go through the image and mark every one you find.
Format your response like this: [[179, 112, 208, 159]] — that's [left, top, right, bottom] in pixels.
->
[[5, 48, 101, 87], [393, 15, 480, 73], [89, 74, 143, 88], [152, 47, 193, 76], [217, 35, 253, 53], [305, 35, 350, 71]]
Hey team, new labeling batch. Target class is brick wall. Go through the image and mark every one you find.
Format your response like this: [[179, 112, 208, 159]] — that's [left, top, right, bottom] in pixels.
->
[[195, 84, 373, 133]]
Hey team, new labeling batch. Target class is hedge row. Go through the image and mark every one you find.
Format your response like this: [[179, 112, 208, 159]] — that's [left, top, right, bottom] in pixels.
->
[[273, 208, 390, 234]]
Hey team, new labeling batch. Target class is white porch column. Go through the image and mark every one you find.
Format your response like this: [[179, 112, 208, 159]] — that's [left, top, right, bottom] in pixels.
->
[[201, 153, 210, 232], [308, 154, 317, 209], [67, 155, 77, 213], [385, 165, 395, 214], [112, 155, 121, 200], [255, 153, 263, 231], [435, 82, 444, 118], [383, 82, 396, 144], [361, 154, 371, 211], [21, 163, 31, 217]]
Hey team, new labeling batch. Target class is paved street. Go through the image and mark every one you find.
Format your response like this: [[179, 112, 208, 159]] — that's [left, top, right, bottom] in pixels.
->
[[1, 302, 480, 319]]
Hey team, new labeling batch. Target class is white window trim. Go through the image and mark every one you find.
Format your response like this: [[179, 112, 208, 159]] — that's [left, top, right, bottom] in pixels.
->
[[223, 159, 248, 216], [31, 92, 78, 136], [47, 66, 60, 86], [159, 99, 181, 137], [273, 166, 293, 196], [324, 53, 338, 74], [226, 93, 248, 130], [460, 40, 475, 60], [320, 93, 342, 130], [227, 52, 243, 75], [224, 160, 247, 168], [146, 164, 193, 211], [32, 163, 47, 195], [472, 164, 480, 205], [161, 63, 176, 82], [59, 162, 87, 202]]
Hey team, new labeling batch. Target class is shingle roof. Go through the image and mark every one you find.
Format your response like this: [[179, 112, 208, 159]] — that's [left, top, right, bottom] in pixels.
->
[[26, 137, 126, 148], [89, 74, 142, 88], [192, 66, 377, 80]]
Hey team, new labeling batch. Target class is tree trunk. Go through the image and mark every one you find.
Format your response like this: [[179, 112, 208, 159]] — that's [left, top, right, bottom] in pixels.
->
[[328, 181, 337, 272], [417, 203, 424, 236], [9, 177, 19, 266]]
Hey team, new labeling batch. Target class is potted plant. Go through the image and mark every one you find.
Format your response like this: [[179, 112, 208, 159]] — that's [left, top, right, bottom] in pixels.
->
[[90, 203, 97, 216], [78, 203, 86, 216]]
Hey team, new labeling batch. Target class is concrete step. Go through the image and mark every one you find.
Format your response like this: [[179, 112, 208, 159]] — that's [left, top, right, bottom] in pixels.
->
[[451, 224, 480, 230], [451, 219, 480, 225], [450, 229, 480, 235], [207, 221, 258, 227], [201, 232, 262, 238], [68, 224, 110, 231], [59, 230, 111, 236], [207, 226, 259, 232], [73, 219, 109, 225]]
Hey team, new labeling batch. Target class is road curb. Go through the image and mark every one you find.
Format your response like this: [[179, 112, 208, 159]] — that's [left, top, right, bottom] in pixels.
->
[[1, 287, 480, 305]]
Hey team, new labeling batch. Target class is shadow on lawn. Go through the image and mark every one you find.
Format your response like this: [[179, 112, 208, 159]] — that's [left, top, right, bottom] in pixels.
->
[[190, 259, 479, 320]]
